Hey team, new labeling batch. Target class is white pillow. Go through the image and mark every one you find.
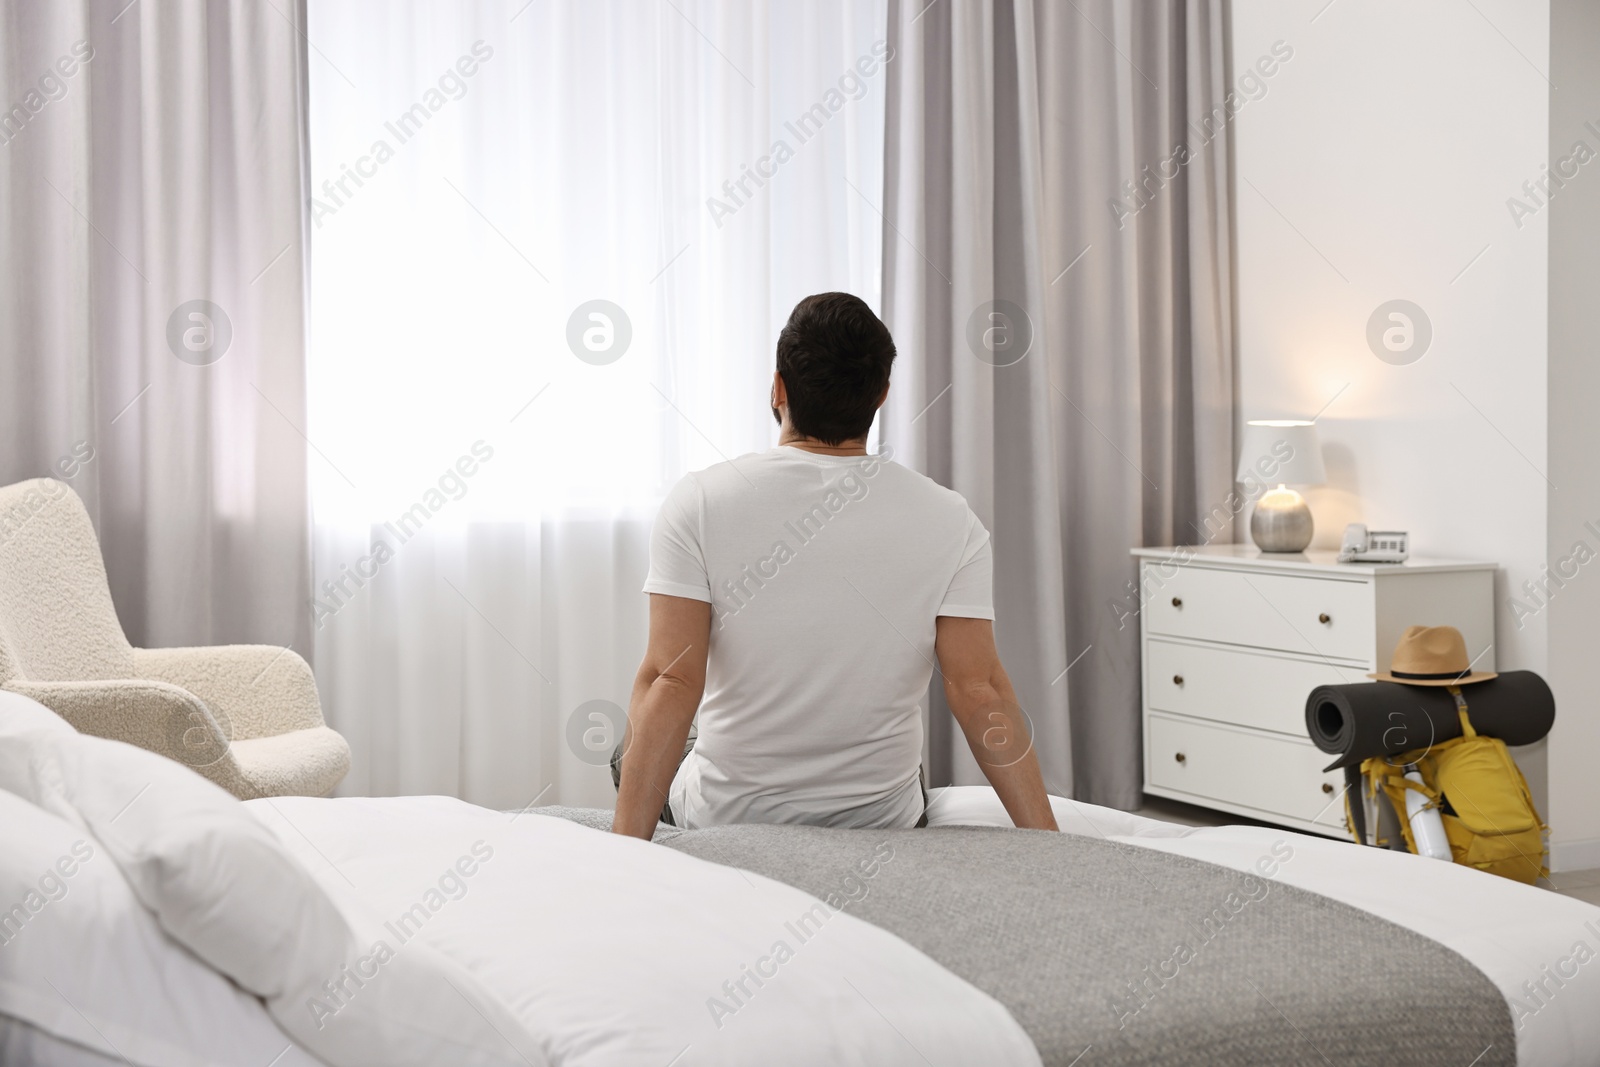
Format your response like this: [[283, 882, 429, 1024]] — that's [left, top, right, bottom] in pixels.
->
[[0, 697, 546, 1067], [0, 787, 314, 1067], [1, 1012, 129, 1066], [0, 690, 74, 738]]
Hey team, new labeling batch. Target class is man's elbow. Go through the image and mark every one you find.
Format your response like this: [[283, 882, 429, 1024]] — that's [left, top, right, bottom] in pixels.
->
[[945, 677, 1002, 721], [647, 668, 704, 706]]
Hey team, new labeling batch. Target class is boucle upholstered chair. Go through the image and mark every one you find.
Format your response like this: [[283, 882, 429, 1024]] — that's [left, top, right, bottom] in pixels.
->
[[0, 478, 349, 799]]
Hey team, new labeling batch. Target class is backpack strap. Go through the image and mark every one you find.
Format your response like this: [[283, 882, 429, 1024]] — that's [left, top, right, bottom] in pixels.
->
[[1447, 684, 1476, 738]]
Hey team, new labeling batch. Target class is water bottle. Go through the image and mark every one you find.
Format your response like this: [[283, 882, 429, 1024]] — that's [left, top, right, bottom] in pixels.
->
[[1404, 765, 1452, 861]]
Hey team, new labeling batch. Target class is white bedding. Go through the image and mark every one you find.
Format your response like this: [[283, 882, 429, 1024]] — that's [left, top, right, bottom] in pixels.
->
[[927, 787, 1600, 1067], [0, 702, 550, 1067], [248, 794, 1043, 1067], [10, 729, 1592, 1067]]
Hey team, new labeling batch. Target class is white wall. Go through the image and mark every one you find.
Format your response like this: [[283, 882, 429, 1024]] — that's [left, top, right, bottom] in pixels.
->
[[1546, 0, 1600, 870], [1231, 2, 1557, 835]]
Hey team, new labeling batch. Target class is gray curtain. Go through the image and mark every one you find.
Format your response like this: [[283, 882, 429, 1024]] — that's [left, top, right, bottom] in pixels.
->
[[881, 0, 1235, 808], [0, 0, 313, 658]]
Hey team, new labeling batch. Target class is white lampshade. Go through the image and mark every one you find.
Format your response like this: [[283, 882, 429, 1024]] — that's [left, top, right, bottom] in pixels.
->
[[1236, 420, 1326, 486]]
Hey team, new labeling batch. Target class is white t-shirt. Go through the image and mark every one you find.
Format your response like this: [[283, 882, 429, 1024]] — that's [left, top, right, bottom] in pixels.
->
[[642, 444, 993, 830]]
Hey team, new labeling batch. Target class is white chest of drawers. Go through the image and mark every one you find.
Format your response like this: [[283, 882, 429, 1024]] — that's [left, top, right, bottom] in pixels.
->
[[1130, 545, 1496, 838]]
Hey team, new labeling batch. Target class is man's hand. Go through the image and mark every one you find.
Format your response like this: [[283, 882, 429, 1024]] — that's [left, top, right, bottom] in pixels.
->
[[611, 594, 712, 840], [934, 616, 1059, 831]]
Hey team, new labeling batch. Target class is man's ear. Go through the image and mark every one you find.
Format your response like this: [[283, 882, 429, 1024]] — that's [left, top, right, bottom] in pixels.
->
[[771, 369, 786, 426]]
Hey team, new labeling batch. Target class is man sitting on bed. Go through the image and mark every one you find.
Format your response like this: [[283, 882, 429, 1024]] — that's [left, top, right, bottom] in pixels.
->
[[611, 292, 1059, 838]]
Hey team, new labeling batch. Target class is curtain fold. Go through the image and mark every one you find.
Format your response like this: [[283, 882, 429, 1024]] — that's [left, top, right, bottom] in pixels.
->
[[307, 0, 888, 810], [881, 0, 1235, 808], [0, 0, 313, 658]]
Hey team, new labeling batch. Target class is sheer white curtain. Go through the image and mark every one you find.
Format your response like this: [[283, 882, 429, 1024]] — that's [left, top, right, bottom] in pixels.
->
[[306, 0, 885, 809]]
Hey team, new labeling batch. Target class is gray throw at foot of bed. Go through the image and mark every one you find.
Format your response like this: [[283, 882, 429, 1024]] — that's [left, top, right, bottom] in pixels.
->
[[540, 809, 1513, 1067]]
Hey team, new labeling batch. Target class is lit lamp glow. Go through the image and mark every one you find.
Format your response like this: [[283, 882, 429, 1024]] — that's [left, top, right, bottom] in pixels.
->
[[1237, 420, 1326, 553]]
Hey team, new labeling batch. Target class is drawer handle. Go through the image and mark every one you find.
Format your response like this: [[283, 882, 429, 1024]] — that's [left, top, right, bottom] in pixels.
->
[[1174, 752, 1186, 765], [1172, 674, 1184, 686], [1322, 782, 1335, 795], [1318, 613, 1332, 624], [1172, 597, 1183, 608]]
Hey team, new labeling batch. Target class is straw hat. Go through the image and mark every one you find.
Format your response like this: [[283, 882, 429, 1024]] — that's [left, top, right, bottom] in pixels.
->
[[1369, 625, 1497, 687]]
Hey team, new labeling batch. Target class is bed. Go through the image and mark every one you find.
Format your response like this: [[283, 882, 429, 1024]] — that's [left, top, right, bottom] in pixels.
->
[[2, 691, 1597, 1066]]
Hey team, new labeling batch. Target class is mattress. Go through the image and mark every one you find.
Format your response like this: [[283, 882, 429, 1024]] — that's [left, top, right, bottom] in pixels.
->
[[928, 787, 1600, 1066], [31, 786, 1585, 1067], [251, 794, 1042, 1067], [545, 789, 1600, 1066], [653, 823, 1513, 1065]]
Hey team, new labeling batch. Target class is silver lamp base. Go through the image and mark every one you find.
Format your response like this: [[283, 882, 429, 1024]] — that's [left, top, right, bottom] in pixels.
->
[[1250, 487, 1313, 553]]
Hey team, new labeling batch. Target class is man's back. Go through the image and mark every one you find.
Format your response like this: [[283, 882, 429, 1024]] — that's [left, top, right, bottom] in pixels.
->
[[644, 444, 992, 829]]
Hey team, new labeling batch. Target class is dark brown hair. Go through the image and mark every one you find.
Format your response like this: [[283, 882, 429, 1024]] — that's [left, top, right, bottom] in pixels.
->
[[774, 292, 895, 445]]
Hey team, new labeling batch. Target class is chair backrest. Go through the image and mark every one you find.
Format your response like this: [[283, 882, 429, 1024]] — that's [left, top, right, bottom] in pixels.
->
[[0, 479, 133, 683]]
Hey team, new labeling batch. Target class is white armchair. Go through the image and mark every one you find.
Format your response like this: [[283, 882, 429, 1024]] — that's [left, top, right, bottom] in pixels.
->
[[0, 478, 349, 799]]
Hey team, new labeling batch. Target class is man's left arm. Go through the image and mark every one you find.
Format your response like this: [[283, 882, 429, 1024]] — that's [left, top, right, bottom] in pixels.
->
[[611, 594, 711, 840], [934, 615, 1059, 831]]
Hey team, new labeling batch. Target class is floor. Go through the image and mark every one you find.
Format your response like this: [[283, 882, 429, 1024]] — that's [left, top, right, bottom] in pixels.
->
[[1544, 867, 1600, 903], [1135, 794, 1600, 901]]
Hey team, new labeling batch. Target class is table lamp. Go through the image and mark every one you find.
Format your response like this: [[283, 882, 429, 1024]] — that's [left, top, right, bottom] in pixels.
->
[[1237, 420, 1326, 553]]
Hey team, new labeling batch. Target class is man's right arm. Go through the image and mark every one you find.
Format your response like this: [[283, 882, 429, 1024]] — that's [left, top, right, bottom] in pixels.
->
[[611, 594, 711, 840], [933, 615, 1059, 831]]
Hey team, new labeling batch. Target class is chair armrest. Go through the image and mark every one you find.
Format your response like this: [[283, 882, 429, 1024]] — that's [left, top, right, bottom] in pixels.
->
[[3, 678, 231, 770], [131, 645, 325, 741]]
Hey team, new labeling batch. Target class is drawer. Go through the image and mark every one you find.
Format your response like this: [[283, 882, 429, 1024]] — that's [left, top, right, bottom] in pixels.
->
[[1147, 714, 1346, 831], [1142, 564, 1374, 663], [1146, 640, 1359, 737]]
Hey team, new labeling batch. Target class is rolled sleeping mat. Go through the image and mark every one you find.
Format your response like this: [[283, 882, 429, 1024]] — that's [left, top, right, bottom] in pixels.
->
[[1305, 671, 1556, 771]]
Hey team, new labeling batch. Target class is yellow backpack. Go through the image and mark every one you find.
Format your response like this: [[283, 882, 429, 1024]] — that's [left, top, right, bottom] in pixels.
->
[[1358, 687, 1548, 884]]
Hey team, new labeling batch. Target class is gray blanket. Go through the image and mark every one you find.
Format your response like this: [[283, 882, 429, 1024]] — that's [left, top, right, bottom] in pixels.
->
[[540, 807, 1514, 1067]]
